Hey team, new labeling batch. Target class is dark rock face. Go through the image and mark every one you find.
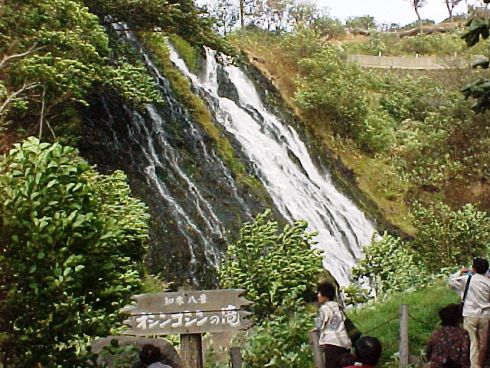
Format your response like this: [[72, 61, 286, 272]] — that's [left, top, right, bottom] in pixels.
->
[[217, 65, 239, 103], [80, 88, 272, 287]]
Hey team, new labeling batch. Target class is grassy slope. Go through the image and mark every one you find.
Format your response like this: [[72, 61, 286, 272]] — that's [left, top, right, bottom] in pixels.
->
[[230, 31, 414, 234], [349, 281, 459, 366]]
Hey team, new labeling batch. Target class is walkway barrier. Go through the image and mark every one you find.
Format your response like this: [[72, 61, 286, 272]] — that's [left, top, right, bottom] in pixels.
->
[[310, 304, 435, 368], [346, 54, 477, 70]]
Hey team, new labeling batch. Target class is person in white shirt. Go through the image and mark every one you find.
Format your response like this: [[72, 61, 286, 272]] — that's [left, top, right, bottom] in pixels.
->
[[449, 257, 490, 368], [316, 282, 352, 368]]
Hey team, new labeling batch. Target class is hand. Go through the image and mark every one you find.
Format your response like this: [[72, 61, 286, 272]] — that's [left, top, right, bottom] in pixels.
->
[[460, 267, 469, 275]]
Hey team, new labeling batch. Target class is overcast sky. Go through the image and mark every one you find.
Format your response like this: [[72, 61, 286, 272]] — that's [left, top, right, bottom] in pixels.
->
[[318, 0, 471, 26]]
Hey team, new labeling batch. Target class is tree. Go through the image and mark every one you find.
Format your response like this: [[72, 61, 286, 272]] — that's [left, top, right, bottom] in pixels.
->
[[219, 210, 324, 368], [0, 0, 161, 132], [289, 0, 319, 27], [219, 210, 323, 322], [83, 0, 230, 51], [411, 202, 489, 272], [350, 233, 429, 300], [461, 7, 490, 113], [345, 15, 377, 31], [0, 137, 150, 367], [445, 0, 463, 19], [407, 0, 428, 23]]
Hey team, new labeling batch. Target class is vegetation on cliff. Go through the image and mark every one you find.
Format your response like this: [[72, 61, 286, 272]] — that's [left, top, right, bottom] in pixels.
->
[[231, 27, 490, 234]]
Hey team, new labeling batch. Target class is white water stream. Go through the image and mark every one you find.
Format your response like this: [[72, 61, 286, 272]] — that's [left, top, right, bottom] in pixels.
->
[[169, 47, 376, 285]]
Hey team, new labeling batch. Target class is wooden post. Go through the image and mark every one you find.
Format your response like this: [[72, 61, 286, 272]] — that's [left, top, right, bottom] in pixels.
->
[[309, 330, 324, 368], [181, 333, 203, 368], [230, 347, 242, 368], [399, 304, 409, 368]]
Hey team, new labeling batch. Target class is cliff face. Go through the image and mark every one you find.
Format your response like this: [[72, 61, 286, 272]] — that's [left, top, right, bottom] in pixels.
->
[[79, 87, 273, 287]]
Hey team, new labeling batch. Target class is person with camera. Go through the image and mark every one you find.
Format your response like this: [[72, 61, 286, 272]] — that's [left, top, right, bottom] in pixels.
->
[[449, 258, 490, 368]]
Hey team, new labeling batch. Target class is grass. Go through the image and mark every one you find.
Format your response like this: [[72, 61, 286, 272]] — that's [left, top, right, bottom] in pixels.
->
[[349, 280, 459, 366], [168, 34, 201, 75]]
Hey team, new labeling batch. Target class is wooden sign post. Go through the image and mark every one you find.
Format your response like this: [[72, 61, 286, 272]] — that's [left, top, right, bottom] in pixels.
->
[[121, 289, 253, 368]]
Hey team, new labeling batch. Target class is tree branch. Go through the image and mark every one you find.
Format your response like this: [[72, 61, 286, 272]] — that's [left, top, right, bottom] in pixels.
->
[[0, 44, 44, 69], [0, 82, 37, 116], [38, 86, 46, 139]]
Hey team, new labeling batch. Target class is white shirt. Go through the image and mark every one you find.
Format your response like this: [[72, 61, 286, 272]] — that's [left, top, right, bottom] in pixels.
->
[[316, 301, 351, 348], [449, 272, 490, 318], [148, 363, 172, 368]]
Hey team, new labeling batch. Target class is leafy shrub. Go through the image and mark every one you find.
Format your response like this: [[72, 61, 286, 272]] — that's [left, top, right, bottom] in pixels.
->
[[311, 17, 346, 38], [280, 27, 324, 59], [295, 47, 371, 135], [219, 210, 323, 321], [349, 233, 430, 301], [411, 202, 490, 272], [242, 307, 315, 368], [295, 46, 394, 152], [380, 76, 446, 122], [0, 137, 149, 367], [219, 210, 322, 368]]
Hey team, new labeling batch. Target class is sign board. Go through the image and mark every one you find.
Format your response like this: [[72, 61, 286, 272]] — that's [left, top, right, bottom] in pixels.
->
[[121, 289, 253, 336]]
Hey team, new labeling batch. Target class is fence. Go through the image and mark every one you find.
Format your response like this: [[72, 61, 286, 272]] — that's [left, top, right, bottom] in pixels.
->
[[346, 54, 477, 70], [310, 304, 427, 368]]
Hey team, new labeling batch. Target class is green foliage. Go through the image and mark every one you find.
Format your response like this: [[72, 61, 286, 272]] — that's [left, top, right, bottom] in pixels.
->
[[310, 17, 346, 38], [0, 137, 149, 367], [0, 0, 161, 130], [350, 233, 430, 301], [169, 34, 202, 75], [280, 27, 324, 59], [380, 76, 445, 122], [219, 211, 322, 368], [458, 17, 490, 113], [411, 202, 490, 272], [381, 75, 489, 189], [83, 0, 234, 54], [219, 210, 323, 321], [345, 15, 376, 31], [295, 45, 395, 152], [242, 308, 315, 368]]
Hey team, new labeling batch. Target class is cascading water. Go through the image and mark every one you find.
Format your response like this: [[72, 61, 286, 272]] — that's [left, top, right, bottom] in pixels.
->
[[81, 27, 264, 286], [169, 47, 376, 285]]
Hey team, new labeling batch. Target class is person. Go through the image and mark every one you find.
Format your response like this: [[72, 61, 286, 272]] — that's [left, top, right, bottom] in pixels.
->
[[343, 336, 382, 368], [134, 344, 172, 368], [338, 352, 356, 368], [316, 281, 352, 368], [449, 258, 490, 368], [426, 303, 471, 368]]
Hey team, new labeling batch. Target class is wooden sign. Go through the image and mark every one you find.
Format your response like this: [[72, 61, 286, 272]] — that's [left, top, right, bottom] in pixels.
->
[[121, 289, 253, 336]]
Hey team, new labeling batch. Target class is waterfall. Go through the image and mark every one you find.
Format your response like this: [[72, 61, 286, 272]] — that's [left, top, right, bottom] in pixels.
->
[[169, 47, 376, 285], [82, 26, 258, 285]]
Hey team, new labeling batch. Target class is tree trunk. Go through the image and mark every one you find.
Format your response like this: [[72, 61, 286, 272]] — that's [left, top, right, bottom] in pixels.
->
[[415, 7, 421, 27], [446, 1, 453, 19], [240, 0, 244, 29]]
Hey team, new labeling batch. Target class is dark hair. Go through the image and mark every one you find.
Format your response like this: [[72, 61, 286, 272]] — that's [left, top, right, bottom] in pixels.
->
[[140, 344, 161, 365], [317, 282, 336, 301], [338, 352, 355, 368], [354, 336, 382, 366], [439, 304, 461, 326], [473, 257, 489, 275]]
